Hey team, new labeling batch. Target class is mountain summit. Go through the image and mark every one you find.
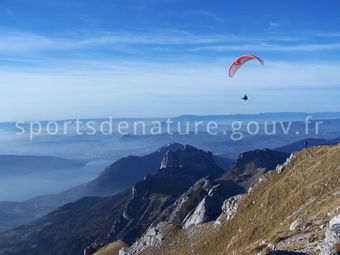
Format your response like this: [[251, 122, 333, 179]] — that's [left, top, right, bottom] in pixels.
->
[[160, 145, 216, 171], [219, 149, 289, 189]]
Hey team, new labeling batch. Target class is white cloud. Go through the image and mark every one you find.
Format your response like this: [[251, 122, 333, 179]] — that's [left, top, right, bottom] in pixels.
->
[[0, 30, 305, 53], [0, 29, 337, 58], [269, 22, 280, 27], [188, 42, 340, 52], [189, 10, 225, 23], [268, 22, 282, 28], [0, 31, 230, 52], [315, 32, 340, 38]]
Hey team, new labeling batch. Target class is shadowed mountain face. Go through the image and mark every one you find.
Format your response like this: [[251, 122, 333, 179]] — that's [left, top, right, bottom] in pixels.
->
[[74, 143, 186, 197], [0, 191, 131, 255], [111, 145, 226, 244], [0, 143, 233, 233], [213, 155, 234, 170], [219, 149, 289, 189], [0, 145, 228, 255], [0, 143, 186, 233]]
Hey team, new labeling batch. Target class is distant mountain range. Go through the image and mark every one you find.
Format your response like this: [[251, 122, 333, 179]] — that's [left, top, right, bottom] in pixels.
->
[[172, 112, 340, 121], [1, 115, 340, 163], [1, 112, 339, 126], [0, 155, 85, 174]]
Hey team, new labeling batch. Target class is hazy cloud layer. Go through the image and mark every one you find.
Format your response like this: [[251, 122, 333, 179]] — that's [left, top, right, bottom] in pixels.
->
[[1, 59, 340, 121]]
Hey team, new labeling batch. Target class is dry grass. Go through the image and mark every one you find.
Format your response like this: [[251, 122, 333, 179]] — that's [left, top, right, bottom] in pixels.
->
[[140, 145, 340, 255], [93, 240, 128, 255]]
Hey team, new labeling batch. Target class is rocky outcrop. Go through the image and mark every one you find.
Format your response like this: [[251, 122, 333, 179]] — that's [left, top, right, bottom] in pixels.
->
[[121, 146, 224, 225], [158, 177, 215, 225], [248, 175, 267, 194], [158, 177, 244, 228], [116, 177, 217, 255], [265, 210, 340, 255], [289, 218, 306, 231], [219, 194, 243, 221], [219, 149, 289, 189], [160, 145, 217, 174], [119, 175, 244, 255], [183, 182, 242, 228], [109, 145, 225, 245], [183, 184, 223, 228], [118, 222, 171, 255], [276, 153, 295, 174], [319, 214, 340, 255]]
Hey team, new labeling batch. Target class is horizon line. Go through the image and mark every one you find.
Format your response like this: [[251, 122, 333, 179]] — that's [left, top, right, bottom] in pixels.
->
[[2, 111, 340, 124]]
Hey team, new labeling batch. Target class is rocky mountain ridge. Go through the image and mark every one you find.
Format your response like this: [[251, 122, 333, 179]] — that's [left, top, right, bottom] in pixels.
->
[[117, 145, 339, 255], [93, 148, 293, 255], [219, 149, 289, 189]]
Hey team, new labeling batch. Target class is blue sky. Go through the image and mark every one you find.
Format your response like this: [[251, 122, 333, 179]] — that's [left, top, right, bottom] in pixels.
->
[[0, 0, 340, 121]]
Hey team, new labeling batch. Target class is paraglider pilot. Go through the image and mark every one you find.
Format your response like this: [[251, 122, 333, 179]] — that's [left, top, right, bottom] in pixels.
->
[[228, 55, 263, 102]]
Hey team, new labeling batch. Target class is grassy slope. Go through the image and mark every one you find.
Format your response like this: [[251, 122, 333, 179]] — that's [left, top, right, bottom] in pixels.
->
[[94, 241, 128, 255], [140, 144, 340, 255]]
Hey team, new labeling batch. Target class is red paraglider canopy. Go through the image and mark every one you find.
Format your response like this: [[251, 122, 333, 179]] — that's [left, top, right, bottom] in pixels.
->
[[228, 54, 264, 78]]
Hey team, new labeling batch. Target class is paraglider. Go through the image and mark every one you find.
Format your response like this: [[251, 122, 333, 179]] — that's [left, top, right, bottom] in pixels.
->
[[228, 54, 264, 101], [228, 54, 264, 78]]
